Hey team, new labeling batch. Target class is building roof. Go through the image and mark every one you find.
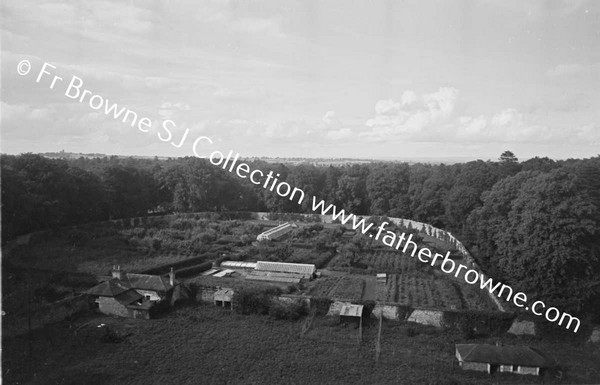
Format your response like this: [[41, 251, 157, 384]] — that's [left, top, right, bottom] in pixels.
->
[[255, 261, 316, 275], [221, 261, 257, 269], [257, 222, 294, 240], [245, 274, 301, 284], [213, 269, 235, 277], [114, 289, 143, 306], [86, 279, 131, 297], [340, 304, 364, 317], [455, 344, 549, 367], [86, 271, 175, 299], [122, 273, 174, 292]]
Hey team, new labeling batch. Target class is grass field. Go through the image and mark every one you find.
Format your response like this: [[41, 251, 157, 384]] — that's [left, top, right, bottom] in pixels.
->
[[2, 305, 599, 385]]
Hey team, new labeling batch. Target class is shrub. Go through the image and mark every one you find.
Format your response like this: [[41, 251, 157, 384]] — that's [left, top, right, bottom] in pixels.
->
[[152, 238, 162, 251], [169, 218, 196, 231], [311, 297, 333, 316], [405, 325, 420, 337], [131, 227, 146, 238], [232, 287, 282, 315], [442, 310, 515, 337], [268, 299, 307, 320], [197, 230, 218, 243]]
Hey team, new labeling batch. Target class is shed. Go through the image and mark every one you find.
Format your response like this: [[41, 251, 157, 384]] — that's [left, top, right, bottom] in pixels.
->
[[455, 344, 552, 376], [339, 304, 364, 324], [214, 288, 234, 309]]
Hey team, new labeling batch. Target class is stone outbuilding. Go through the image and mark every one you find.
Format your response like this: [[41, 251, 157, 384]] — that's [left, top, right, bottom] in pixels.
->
[[339, 304, 364, 325], [86, 266, 180, 319], [455, 343, 553, 376], [214, 288, 234, 309]]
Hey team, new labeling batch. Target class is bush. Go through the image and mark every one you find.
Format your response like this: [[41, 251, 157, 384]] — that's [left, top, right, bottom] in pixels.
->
[[405, 325, 420, 337], [311, 297, 333, 316], [232, 287, 282, 315], [131, 227, 146, 238], [442, 310, 515, 337], [197, 230, 218, 243], [268, 299, 307, 320]]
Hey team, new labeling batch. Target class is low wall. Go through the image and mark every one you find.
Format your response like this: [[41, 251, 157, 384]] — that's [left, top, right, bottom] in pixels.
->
[[195, 287, 218, 303]]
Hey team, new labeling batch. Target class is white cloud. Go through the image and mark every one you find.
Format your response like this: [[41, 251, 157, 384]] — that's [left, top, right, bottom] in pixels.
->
[[491, 108, 521, 126], [374, 99, 400, 115], [326, 128, 353, 140], [401, 90, 418, 106], [362, 88, 599, 145], [322, 110, 336, 124], [365, 87, 459, 139], [158, 102, 190, 120], [547, 63, 600, 77]]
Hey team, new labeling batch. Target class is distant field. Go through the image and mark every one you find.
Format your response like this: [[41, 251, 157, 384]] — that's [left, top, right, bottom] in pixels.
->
[[2, 305, 599, 385]]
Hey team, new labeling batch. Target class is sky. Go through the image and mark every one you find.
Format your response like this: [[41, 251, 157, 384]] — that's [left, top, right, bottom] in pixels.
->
[[1, 0, 599, 160]]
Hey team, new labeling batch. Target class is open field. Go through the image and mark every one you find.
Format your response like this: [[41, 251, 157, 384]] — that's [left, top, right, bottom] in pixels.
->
[[2, 305, 600, 385]]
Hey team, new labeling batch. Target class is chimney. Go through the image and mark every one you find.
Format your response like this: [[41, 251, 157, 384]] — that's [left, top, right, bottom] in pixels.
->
[[169, 267, 175, 286], [111, 265, 122, 280]]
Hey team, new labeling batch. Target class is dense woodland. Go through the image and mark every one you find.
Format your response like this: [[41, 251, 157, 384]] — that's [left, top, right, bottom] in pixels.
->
[[2, 152, 600, 321]]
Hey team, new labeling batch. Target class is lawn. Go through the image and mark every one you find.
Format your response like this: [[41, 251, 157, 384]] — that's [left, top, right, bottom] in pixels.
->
[[2, 305, 599, 385]]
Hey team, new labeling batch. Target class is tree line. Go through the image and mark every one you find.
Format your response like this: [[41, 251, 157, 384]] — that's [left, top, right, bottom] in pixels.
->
[[2, 151, 599, 319]]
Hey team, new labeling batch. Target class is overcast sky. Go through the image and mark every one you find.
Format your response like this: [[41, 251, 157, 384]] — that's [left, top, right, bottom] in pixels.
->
[[1, 0, 599, 160]]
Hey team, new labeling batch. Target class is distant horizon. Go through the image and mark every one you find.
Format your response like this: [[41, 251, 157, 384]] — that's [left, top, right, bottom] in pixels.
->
[[3, 149, 596, 164]]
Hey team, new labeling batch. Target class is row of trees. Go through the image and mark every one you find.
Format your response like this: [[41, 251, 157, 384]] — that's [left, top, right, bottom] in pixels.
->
[[2, 151, 599, 319]]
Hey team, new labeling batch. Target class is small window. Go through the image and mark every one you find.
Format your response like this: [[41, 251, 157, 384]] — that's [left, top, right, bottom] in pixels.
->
[[145, 295, 151, 301]]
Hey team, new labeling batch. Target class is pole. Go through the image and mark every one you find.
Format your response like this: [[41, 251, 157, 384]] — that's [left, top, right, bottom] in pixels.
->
[[376, 313, 382, 362], [27, 279, 33, 374], [358, 314, 362, 344]]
